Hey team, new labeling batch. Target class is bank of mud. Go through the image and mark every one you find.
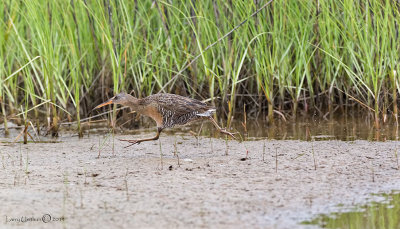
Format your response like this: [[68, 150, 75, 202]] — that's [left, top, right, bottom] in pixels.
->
[[1, 134, 400, 228]]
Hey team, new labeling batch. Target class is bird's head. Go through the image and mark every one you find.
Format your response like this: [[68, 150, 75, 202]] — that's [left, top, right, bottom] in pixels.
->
[[95, 92, 136, 109]]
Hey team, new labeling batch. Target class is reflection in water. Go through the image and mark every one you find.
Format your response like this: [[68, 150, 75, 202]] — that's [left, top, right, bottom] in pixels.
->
[[302, 191, 400, 228], [113, 115, 400, 142], [1, 115, 400, 141], [201, 115, 400, 141]]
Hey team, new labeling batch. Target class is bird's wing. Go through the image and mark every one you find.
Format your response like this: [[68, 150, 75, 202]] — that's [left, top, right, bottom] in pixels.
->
[[143, 94, 213, 116]]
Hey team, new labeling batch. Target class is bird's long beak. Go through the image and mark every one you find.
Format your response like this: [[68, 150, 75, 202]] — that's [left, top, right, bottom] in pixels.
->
[[94, 97, 114, 109]]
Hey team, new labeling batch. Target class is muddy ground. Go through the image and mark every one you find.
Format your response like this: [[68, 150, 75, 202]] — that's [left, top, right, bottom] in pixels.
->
[[1, 133, 400, 229]]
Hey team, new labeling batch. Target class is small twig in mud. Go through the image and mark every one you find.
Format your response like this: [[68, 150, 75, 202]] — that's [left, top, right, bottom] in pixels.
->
[[237, 132, 248, 161], [275, 148, 278, 173], [79, 189, 84, 208], [19, 145, 22, 166], [236, 132, 244, 143], [24, 123, 35, 144], [306, 126, 311, 141], [159, 139, 163, 170], [2, 154, 5, 169], [84, 168, 88, 186], [98, 129, 113, 158], [395, 148, 399, 170], [98, 138, 101, 158], [210, 137, 214, 153], [228, 116, 234, 130], [173, 137, 177, 157], [87, 117, 91, 138], [242, 105, 248, 140], [225, 138, 229, 156], [25, 150, 30, 174], [173, 138, 180, 167], [370, 162, 375, 182], [240, 149, 249, 161], [307, 196, 313, 207], [311, 142, 317, 170], [14, 172, 18, 186], [28, 121, 40, 141], [23, 123, 28, 144], [103, 201, 108, 211], [189, 131, 198, 141], [13, 124, 34, 145], [196, 122, 204, 146], [112, 130, 115, 156], [238, 132, 249, 160], [176, 153, 180, 167], [124, 169, 129, 201], [262, 141, 266, 162], [239, 139, 250, 161], [63, 172, 70, 200], [10, 153, 15, 167]]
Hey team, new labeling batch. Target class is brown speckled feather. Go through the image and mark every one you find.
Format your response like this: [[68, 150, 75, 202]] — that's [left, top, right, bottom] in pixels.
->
[[139, 93, 215, 129]]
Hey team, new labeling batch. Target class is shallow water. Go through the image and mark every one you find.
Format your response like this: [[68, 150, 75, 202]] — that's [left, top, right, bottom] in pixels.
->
[[1, 115, 400, 142], [229, 116, 400, 141], [115, 115, 400, 141], [302, 191, 400, 229]]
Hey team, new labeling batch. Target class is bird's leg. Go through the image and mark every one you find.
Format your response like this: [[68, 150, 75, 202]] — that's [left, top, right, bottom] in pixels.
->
[[120, 128, 163, 148], [208, 117, 236, 139]]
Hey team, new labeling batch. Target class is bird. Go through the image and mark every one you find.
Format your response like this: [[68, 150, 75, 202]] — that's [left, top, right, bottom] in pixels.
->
[[95, 92, 236, 147]]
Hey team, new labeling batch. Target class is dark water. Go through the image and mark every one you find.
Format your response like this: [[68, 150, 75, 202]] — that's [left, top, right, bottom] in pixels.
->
[[227, 116, 400, 141], [1, 115, 400, 141], [86, 115, 400, 142], [302, 191, 400, 229], [160, 115, 400, 141]]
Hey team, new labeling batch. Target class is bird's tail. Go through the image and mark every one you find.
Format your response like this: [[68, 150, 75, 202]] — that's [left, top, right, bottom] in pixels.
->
[[197, 108, 216, 117]]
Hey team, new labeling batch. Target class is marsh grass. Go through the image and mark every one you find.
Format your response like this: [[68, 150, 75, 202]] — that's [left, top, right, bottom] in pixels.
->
[[1, 0, 400, 135], [97, 129, 114, 158], [303, 192, 400, 229]]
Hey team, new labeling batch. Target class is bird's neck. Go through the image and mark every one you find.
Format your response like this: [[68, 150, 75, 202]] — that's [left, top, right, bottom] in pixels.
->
[[126, 97, 142, 111]]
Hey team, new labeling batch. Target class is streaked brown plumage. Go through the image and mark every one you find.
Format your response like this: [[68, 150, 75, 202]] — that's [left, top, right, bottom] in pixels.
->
[[95, 92, 236, 147]]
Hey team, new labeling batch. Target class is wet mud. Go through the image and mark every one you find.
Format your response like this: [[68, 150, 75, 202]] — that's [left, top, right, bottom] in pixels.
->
[[1, 134, 400, 228]]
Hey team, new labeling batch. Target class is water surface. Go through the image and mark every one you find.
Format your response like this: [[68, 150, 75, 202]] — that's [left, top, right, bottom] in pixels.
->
[[302, 191, 400, 229], [2, 115, 400, 142]]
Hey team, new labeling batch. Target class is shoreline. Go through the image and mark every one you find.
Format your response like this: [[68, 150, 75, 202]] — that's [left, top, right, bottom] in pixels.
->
[[1, 135, 399, 228]]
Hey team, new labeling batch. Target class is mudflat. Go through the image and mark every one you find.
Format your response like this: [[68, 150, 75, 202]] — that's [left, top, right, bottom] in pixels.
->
[[1, 134, 399, 228]]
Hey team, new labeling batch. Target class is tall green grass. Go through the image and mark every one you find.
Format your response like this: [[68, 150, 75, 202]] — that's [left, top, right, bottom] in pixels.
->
[[1, 0, 400, 135]]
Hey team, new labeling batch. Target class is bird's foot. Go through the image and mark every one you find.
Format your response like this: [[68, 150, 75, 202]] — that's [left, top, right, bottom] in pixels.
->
[[119, 139, 141, 148], [189, 130, 199, 139], [219, 128, 237, 140]]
